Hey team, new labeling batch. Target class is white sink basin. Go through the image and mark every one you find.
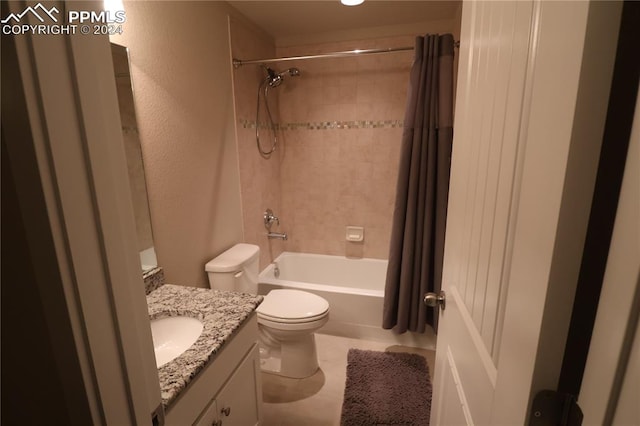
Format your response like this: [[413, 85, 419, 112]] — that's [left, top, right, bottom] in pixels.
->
[[150, 316, 203, 368]]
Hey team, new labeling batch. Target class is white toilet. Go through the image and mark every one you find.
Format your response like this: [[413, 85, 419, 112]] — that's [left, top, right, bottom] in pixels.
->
[[205, 243, 329, 378]]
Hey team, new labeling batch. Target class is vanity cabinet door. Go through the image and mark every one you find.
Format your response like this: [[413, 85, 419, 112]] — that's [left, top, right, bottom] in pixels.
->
[[216, 344, 262, 426], [194, 398, 220, 426]]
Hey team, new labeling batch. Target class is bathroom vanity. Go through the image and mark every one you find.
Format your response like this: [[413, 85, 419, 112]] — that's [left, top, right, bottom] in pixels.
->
[[146, 284, 263, 425]]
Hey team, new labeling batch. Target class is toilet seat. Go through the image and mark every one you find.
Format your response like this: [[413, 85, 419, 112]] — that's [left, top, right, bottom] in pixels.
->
[[258, 314, 329, 332], [256, 289, 329, 324], [258, 311, 328, 324]]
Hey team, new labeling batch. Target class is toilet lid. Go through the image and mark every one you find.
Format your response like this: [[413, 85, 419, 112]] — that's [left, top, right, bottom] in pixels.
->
[[257, 289, 329, 321]]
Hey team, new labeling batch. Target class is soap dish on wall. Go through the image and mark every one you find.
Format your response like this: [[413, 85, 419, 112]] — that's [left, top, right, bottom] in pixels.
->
[[346, 226, 364, 242]]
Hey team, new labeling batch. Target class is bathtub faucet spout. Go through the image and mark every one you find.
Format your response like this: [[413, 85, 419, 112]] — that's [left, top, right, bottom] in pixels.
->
[[267, 231, 288, 241]]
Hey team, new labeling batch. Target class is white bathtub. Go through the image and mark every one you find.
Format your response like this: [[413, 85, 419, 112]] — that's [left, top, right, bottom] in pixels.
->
[[258, 252, 436, 349]]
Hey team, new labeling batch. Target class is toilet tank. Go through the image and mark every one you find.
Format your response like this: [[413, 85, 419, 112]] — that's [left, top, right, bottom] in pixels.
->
[[205, 243, 260, 294]]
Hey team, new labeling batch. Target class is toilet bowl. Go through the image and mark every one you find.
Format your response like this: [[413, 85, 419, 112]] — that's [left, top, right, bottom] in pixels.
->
[[205, 244, 329, 378], [256, 289, 329, 378]]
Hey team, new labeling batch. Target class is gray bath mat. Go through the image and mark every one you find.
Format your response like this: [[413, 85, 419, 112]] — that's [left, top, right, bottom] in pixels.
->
[[341, 349, 432, 425]]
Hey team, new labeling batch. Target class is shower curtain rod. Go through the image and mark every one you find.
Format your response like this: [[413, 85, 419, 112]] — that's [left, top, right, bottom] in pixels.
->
[[232, 42, 459, 68]]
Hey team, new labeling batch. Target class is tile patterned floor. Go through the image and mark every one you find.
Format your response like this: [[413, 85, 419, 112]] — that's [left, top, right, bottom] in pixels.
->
[[260, 333, 436, 426]]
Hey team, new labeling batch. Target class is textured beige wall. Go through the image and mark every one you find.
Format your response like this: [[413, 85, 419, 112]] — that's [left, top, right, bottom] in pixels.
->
[[113, 1, 243, 286], [229, 16, 286, 271]]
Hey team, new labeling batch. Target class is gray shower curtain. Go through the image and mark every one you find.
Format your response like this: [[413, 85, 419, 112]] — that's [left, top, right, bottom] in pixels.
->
[[383, 34, 454, 334]]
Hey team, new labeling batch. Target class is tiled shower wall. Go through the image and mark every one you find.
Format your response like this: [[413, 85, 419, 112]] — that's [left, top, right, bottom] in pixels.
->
[[275, 37, 414, 259], [229, 16, 286, 269], [231, 20, 460, 264]]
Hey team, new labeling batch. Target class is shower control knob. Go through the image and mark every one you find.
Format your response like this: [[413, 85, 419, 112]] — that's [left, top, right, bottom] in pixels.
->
[[424, 291, 446, 310], [264, 208, 280, 230]]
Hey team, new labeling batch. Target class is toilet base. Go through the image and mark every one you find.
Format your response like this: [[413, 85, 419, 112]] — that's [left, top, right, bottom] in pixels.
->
[[258, 329, 320, 378]]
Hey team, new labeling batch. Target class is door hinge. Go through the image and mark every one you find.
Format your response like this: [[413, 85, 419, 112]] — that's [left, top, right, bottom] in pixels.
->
[[528, 390, 583, 426]]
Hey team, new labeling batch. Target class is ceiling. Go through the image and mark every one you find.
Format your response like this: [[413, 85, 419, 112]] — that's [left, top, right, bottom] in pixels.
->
[[227, 1, 460, 44]]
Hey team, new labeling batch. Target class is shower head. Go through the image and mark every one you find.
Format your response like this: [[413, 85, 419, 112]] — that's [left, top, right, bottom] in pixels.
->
[[264, 66, 301, 88], [269, 75, 283, 87], [265, 67, 282, 87]]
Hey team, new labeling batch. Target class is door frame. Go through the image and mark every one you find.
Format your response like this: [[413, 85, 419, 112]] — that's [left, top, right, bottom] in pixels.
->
[[579, 88, 639, 426], [574, 2, 640, 420], [2, 0, 161, 424], [559, 0, 640, 401]]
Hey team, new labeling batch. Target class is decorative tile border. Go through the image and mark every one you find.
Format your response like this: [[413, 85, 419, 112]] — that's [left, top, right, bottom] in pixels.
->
[[239, 119, 271, 130], [239, 118, 403, 131]]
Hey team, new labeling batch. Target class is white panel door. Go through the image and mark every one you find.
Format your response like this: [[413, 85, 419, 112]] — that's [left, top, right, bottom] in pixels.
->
[[431, 3, 533, 423], [431, 1, 622, 425]]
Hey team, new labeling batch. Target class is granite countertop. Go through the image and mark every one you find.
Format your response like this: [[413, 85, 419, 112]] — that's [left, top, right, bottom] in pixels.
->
[[146, 284, 263, 409]]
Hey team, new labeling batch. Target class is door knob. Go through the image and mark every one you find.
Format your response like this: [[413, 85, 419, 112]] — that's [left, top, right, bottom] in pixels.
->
[[424, 291, 446, 310]]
